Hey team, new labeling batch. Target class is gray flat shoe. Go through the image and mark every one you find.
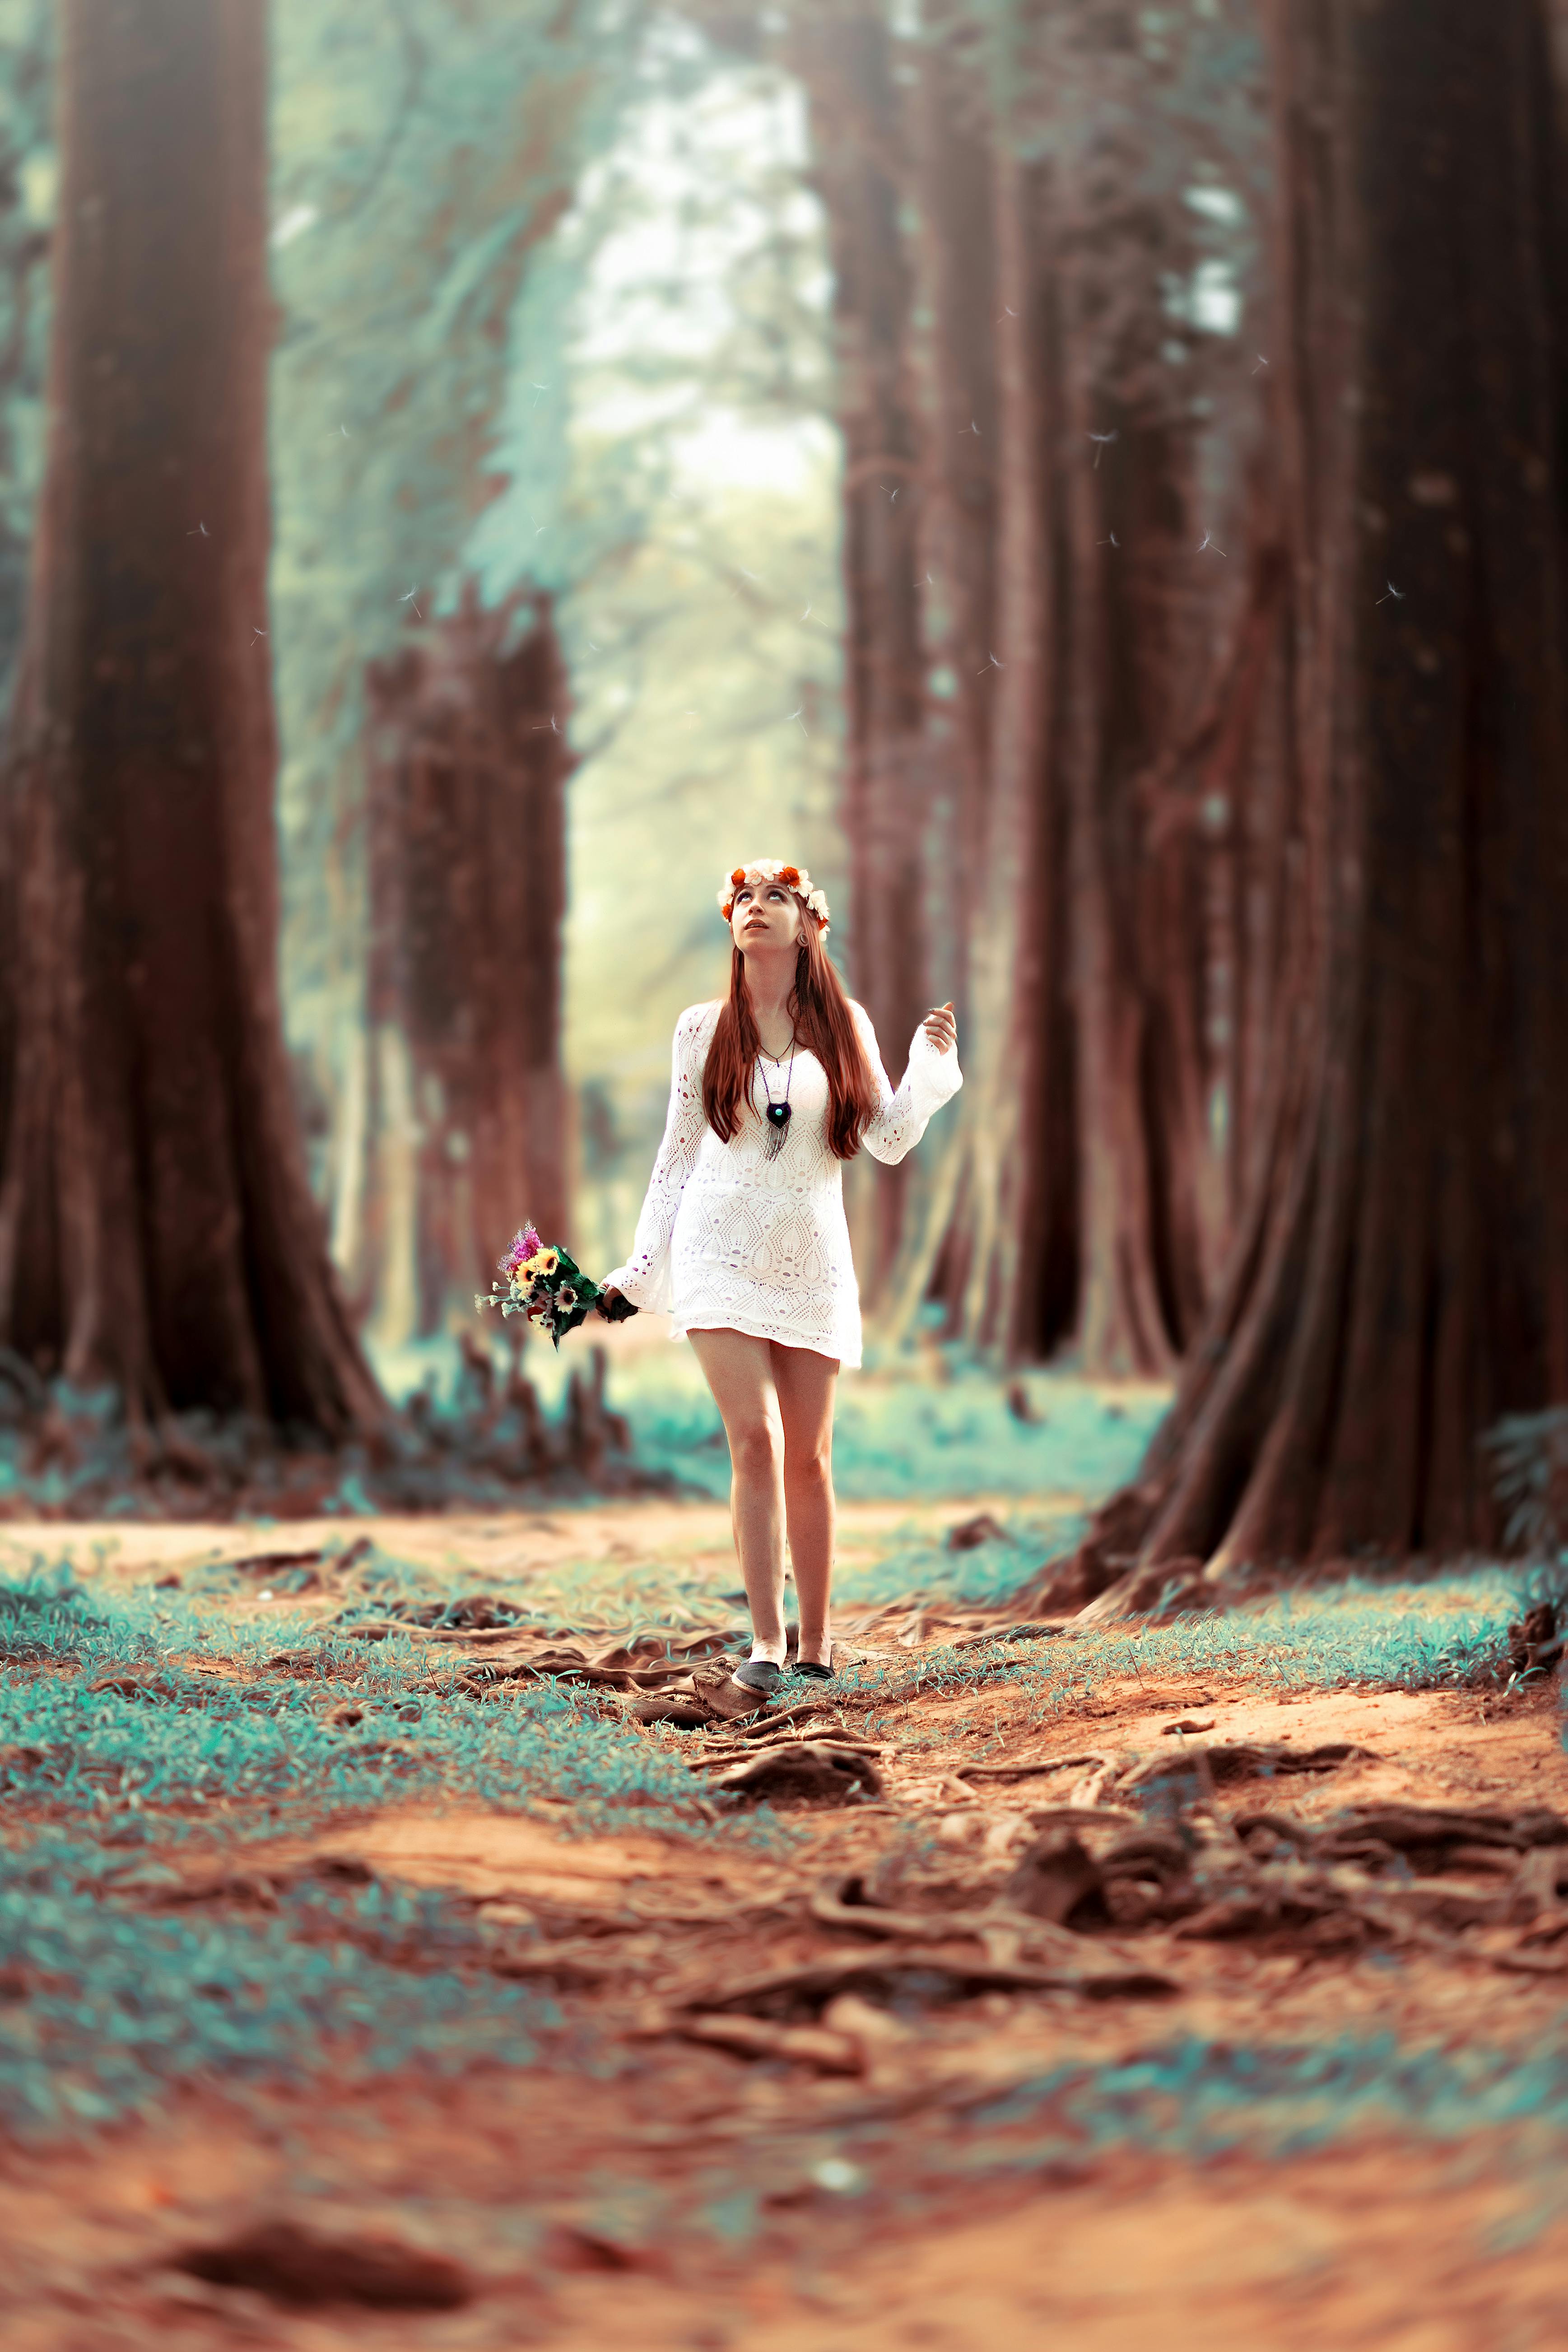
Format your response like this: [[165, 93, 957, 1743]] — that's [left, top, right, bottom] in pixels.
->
[[732, 1658, 783, 1695], [793, 1650, 834, 1681]]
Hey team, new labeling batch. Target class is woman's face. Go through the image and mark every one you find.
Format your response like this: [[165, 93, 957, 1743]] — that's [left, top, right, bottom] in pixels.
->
[[731, 877, 804, 954]]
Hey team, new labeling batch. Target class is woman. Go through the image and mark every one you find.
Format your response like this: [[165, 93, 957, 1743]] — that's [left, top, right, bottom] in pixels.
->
[[600, 857, 961, 1704]]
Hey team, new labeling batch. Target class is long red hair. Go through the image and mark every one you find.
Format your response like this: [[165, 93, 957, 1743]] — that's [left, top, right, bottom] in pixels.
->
[[703, 919, 878, 1158]]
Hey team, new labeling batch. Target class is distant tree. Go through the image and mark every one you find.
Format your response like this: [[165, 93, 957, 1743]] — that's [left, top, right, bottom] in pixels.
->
[[787, 5, 930, 1298], [776, 0, 1270, 1369], [1068, 0, 1568, 1607], [0, 0, 381, 1437], [359, 588, 572, 1344]]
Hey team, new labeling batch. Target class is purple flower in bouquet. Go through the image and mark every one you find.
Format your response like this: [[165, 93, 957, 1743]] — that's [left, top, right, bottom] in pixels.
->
[[502, 1225, 543, 1277]]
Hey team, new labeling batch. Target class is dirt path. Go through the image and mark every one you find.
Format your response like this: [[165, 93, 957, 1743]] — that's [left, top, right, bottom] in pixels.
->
[[0, 1495, 1072, 1607], [2, 1511, 1566, 2348]]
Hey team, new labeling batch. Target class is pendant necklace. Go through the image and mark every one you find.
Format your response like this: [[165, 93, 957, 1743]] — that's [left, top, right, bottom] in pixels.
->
[[756, 1037, 796, 1160]]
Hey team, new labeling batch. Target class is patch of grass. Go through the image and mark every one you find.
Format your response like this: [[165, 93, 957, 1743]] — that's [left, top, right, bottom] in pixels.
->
[[832, 1514, 1082, 1611], [0, 1831, 558, 2138], [0, 1570, 706, 1830], [841, 1564, 1544, 1727], [605, 1355, 1168, 1504], [906, 2030, 1568, 2179]]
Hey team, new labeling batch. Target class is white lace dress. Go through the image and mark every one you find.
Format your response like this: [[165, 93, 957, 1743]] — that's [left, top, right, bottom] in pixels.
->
[[603, 1001, 963, 1367]]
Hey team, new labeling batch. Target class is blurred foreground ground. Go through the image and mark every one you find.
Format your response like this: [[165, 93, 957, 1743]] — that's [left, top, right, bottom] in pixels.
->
[[1, 1379, 1566, 2349]]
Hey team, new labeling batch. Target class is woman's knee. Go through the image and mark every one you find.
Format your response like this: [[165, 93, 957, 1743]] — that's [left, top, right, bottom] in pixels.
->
[[728, 1413, 783, 1480], [783, 1432, 833, 1485]]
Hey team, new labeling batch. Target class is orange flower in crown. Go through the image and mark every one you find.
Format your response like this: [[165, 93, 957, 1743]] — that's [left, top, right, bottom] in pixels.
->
[[718, 858, 831, 934]]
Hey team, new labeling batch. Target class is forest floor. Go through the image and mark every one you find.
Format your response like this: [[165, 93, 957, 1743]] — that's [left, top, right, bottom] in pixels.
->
[[2, 1448, 1568, 2349]]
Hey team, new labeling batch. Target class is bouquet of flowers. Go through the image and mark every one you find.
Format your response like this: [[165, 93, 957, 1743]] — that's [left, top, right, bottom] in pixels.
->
[[475, 1225, 637, 1351]]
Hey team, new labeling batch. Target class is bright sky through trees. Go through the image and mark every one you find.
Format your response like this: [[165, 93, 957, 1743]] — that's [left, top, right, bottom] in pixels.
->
[[467, 28, 844, 1271]]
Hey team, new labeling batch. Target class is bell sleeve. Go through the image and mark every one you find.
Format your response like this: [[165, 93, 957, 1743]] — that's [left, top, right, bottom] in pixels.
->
[[601, 1003, 717, 1313], [852, 1002, 963, 1167]]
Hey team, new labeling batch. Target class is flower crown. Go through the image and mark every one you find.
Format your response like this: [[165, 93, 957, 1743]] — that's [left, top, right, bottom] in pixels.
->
[[718, 858, 830, 934]]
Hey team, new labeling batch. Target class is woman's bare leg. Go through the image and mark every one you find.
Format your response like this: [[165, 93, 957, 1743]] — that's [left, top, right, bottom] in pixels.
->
[[688, 1328, 787, 1662], [771, 1341, 838, 1667]]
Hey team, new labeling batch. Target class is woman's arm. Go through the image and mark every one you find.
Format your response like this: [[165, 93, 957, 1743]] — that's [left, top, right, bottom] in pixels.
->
[[853, 1001, 963, 1167], [600, 1004, 717, 1312]]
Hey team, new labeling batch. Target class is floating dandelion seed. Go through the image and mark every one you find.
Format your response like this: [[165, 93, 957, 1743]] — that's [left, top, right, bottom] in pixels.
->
[[587, 638, 600, 650], [801, 604, 811, 620], [1088, 430, 1119, 468], [1098, 533, 1120, 549], [399, 586, 419, 603], [961, 418, 981, 436], [186, 522, 209, 537], [340, 424, 349, 436], [787, 706, 809, 735], [1198, 531, 1227, 556], [977, 651, 1004, 675], [737, 567, 759, 582], [997, 304, 1018, 320], [1252, 354, 1270, 373], [251, 627, 267, 639], [1376, 581, 1407, 605]]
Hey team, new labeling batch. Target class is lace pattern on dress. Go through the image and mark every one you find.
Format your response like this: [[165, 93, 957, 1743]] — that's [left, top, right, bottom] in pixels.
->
[[603, 997, 962, 1366]]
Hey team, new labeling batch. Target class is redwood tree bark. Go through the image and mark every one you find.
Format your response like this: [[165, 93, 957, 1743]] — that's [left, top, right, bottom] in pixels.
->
[[880, 72, 1079, 1367], [0, 0, 382, 1437], [1069, 0, 1568, 1607], [952, 134, 1059, 1358], [793, 6, 929, 1300], [362, 588, 571, 1342], [880, 13, 999, 1348]]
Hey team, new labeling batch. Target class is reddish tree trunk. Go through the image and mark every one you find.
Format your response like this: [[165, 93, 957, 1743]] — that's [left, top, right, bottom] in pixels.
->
[[954, 137, 1061, 1358], [361, 588, 570, 1341], [795, 8, 929, 1300], [1070, 0, 1568, 1610], [1058, 315, 1176, 1380], [0, 0, 381, 1438], [911, 12, 996, 990], [878, 11, 1001, 1347]]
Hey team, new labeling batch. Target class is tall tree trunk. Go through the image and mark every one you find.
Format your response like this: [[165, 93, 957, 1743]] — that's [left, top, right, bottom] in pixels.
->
[[911, 10, 996, 1003], [0, 0, 381, 1438], [795, 6, 929, 1302], [362, 587, 570, 1345], [879, 9, 999, 1347], [1058, 285, 1177, 1379], [954, 135, 1059, 1357], [1070, 0, 1568, 1610]]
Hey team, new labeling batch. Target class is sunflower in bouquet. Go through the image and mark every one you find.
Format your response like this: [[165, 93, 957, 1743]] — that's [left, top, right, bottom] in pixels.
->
[[476, 1225, 635, 1350]]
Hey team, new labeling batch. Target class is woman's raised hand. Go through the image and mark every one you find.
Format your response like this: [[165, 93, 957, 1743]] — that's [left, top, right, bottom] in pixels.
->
[[921, 1002, 957, 1055]]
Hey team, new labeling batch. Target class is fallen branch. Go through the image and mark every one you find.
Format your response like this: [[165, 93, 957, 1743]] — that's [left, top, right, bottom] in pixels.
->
[[807, 1883, 1093, 1961], [679, 1946, 1179, 2015], [956, 1753, 1108, 1784], [679, 2012, 862, 2073]]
